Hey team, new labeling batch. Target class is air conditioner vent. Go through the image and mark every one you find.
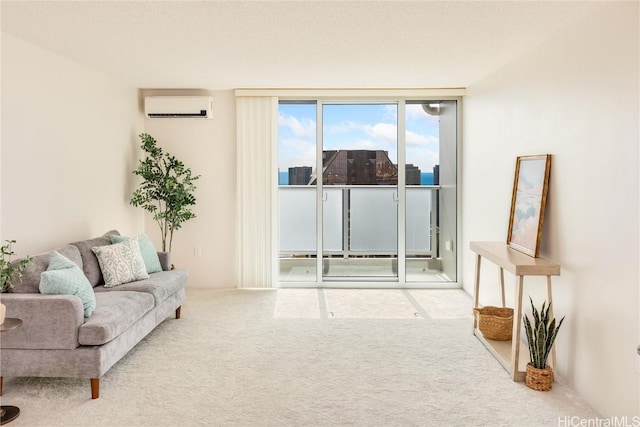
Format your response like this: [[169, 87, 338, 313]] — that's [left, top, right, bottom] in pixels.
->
[[144, 96, 213, 119]]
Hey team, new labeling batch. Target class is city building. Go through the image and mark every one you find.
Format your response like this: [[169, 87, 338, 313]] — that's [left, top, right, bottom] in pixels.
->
[[309, 150, 398, 185], [405, 164, 421, 185], [288, 166, 312, 185]]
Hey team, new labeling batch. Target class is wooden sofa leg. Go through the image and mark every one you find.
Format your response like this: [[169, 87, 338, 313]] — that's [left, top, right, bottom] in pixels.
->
[[91, 378, 99, 399], [175, 306, 181, 319]]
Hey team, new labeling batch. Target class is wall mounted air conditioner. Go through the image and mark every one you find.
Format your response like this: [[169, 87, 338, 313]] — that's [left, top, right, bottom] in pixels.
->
[[144, 96, 213, 119]]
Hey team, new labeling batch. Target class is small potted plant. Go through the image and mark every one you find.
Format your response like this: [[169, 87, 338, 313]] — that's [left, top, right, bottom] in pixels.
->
[[523, 297, 565, 391], [0, 240, 32, 324]]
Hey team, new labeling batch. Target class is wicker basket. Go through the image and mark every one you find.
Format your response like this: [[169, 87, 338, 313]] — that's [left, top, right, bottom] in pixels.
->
[[525, 363, 554, 391], [473, 306, 514, 341]]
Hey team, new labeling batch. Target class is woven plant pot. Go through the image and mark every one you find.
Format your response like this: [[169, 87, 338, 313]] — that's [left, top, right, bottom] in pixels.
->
[[473, 306, 513, 341], [525, 363, 553, 391]]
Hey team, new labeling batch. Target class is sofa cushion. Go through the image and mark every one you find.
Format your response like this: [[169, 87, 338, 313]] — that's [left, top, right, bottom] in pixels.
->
[[92, 237, 149, 287], [111, 234, 162, 274], [39, 251, 96, 317], [70, 230, 120, 287], [9, 245, 82, 294], [78, 291, 155, 346], [94, 269, 188, 306]]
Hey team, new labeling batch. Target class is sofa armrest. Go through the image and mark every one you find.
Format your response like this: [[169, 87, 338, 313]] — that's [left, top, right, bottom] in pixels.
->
[[157, 252, 172, 271], [0, 294, 84, 350]]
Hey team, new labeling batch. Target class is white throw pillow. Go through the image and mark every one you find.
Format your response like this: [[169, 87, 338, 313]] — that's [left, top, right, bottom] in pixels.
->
[[92, 237, 149, 287]]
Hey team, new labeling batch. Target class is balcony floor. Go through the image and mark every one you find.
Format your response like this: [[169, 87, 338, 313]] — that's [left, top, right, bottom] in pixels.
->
[[279, 257, 452, 282]]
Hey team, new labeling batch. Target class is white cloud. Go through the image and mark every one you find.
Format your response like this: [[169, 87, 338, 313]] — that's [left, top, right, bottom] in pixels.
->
[[406, 104, 429, 121], [383, 105, 398, 121], [406, 131, 438, 147], [363, 123, 397, 141], [279, 138, 316, 170], [406, 147, 439, 171], [406, 104, 440, 127], [279, 113, 316, 138], [326, 121, 361, 134], [362, 123, 437, 147]]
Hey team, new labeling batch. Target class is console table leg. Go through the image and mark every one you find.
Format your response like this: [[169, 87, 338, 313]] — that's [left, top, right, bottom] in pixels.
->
[[510, 275, 525, 381], [499, 267, 506, 307], [472, 254, 482, 331], [547, 275, 556, 371]]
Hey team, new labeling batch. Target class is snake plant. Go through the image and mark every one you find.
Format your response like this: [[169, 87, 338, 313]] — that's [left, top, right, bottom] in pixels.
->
[[523, 297, 565, 369]]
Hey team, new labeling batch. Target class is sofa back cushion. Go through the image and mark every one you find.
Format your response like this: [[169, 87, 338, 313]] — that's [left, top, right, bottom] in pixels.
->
[[70, 230, 119, 287], [10, 245, 83, 294]]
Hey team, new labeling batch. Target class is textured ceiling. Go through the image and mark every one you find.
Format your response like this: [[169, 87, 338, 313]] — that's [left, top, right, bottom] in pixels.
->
[[1, 1, 604, 90]]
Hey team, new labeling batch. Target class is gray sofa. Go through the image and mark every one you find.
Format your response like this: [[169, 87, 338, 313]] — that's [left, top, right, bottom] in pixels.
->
[[0, 230, 188, 399]]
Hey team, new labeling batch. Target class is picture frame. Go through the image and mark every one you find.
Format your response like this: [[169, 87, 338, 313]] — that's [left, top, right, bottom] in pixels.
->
[[507, 154, 552, 257]]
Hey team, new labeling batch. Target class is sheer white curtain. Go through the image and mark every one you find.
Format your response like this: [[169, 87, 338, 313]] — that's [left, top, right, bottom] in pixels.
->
[[235, 96, 278, 288]]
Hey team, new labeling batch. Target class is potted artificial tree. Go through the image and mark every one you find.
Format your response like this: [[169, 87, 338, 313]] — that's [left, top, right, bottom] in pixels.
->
[[0, 240, 32, 323], [130, 133, 200, 254], [523, 297, 565, 391]]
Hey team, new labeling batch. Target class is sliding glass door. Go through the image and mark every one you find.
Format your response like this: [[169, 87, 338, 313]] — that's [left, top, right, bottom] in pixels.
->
[[278, 99, 458, 286], [278, 102, 317, 282], [321, 103, 398, 280], [404, 100, 457, 282]]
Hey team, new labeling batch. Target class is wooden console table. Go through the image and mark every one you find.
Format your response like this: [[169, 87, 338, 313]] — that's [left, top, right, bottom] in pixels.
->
[[470, 241, 560, 381]]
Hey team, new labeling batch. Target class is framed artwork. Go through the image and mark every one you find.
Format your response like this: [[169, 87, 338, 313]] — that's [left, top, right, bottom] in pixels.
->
[[507, 154, 552, 257]]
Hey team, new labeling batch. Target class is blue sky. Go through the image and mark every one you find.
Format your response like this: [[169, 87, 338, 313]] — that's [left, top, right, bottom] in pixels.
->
[[278, 102, 440, 173]]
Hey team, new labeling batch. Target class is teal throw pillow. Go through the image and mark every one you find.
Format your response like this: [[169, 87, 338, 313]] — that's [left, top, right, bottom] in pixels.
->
[[39, 251, 96, 317], [111, 233, 162, 274]]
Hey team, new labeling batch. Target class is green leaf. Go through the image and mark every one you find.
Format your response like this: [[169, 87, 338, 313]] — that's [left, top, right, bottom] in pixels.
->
[[523, 314, 535, 365], [0, 240, 33, 291], [530, 296, 540, 327]]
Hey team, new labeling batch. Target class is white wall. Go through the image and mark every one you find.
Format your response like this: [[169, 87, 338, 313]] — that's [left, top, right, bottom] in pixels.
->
[[1, 33, 144, 254], [140, 90, 236, 288], [463, 2, 639, 417]]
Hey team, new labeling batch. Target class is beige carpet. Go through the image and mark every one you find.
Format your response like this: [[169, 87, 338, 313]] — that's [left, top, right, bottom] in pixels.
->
[[1, 288, 598, 426]]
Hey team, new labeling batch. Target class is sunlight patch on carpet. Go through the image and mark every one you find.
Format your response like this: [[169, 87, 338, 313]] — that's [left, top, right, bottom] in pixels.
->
[[409, 289, 473, 319], [324, 289, 420, 319], [273, 289, 321, 318]]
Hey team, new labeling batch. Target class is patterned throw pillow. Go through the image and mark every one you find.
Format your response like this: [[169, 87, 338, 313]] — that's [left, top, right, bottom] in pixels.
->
[[39, 251, 97, 317], [92, 238, 149, 287], [110, 233, 162, 274]]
